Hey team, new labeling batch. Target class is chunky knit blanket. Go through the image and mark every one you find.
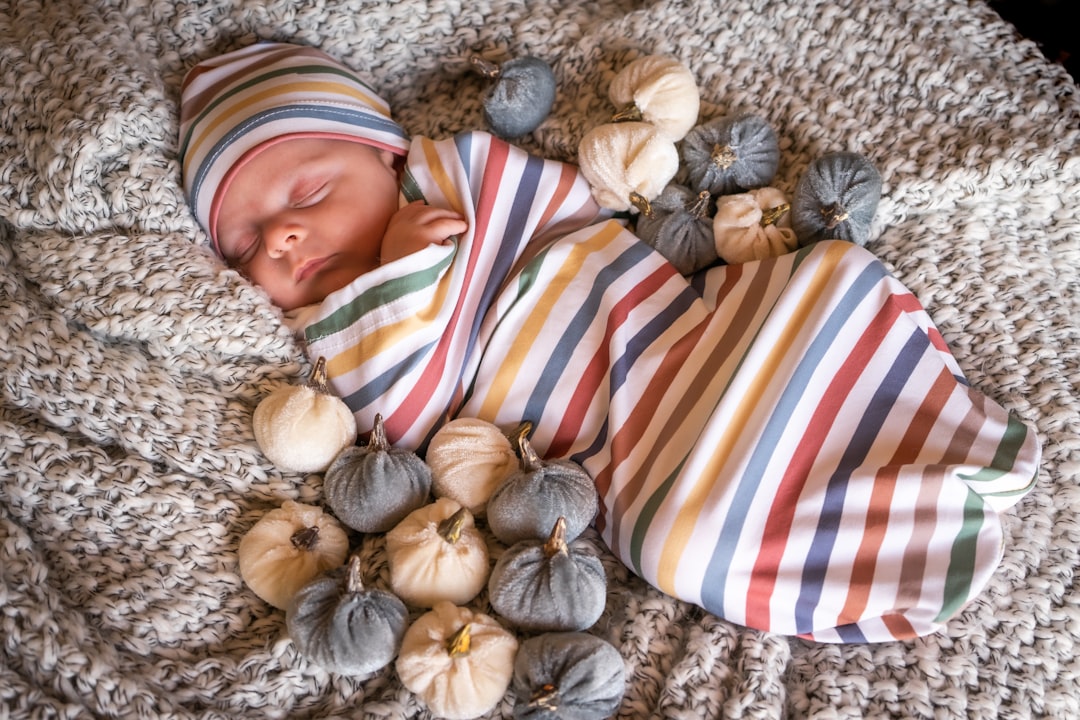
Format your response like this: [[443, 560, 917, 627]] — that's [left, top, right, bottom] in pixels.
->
[[2, 0, 1078, 717]]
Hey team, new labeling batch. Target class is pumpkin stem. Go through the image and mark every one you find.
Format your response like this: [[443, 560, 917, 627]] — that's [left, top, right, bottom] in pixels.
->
[[629, 191, 654, 218], [611, 102, 642, 123], [529, 684, 560, 711], [368, 413, 391, 452], [437, 506, 469, 544], [516, 431, 544, 473], [447, 623, 472, 657], [820, 203, 850, 229], [504, 420, 533, 446], [469, 56, 501, 79], [689, 189, 711, 219], [345, 555, 365, 594], [760, 203, 790, 227], [543, 516, 569, 557], [308, 356, 330, 394], [290, 525, 320, 551], [711, 143, 737, 170]]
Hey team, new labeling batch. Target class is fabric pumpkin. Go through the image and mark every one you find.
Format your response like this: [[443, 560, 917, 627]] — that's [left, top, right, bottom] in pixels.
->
[[681, 113, 780, 196], [385, 498, 490, 608], [712, 187, 799, 264], [322, 413, 432, 533], [511, 632, 627, 720], [634, 183, 717, 274], [252, 356, 357, 473], [396, 601, 518, 720], [425, 418, 525, 516], [237, 500, 350, 610], [285, 555, 409, 676], [791, 150, 882, 246], [577, 121, 679, 214], [487, 517, 607, 633], [471, 55, 556, 139], [486, 432, 598, 545], [608, 54, 700, 141]]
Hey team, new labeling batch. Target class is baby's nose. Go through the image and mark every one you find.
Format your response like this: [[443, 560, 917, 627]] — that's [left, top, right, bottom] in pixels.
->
[[266, 223, 307, 258]]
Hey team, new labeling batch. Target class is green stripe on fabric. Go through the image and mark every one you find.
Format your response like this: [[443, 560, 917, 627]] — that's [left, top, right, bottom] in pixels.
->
[[304, 249, 455, 342], [960, 414, 1038, 497], [936, 490, 986, 622], [629, 456, 688, 574]]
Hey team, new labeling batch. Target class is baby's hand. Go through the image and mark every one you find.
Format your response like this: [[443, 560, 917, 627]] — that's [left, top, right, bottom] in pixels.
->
[[380, 200, 468, 265]]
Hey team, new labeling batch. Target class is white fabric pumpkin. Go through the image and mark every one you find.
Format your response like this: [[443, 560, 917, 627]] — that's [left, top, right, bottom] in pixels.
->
[[712, 187, 799, 265], [608, 54, 700, 141], [425, 418, 521, 516], [396, 601, 519, 720], [577, 122, 679, 213], [237, 500, 350, 610], [252, 357, 357, 473], [385, 498, 490, 608]]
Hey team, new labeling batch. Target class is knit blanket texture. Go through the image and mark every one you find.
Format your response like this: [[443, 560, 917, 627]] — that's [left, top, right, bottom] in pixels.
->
[[2, 0, 1078, 717]]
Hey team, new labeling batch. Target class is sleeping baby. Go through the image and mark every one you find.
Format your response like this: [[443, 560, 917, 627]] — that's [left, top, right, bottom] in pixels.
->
[[180, 42, 1040, 642]]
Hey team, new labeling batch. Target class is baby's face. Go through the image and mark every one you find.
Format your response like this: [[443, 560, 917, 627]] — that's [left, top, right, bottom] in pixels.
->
[[215, 137, 400, 310]]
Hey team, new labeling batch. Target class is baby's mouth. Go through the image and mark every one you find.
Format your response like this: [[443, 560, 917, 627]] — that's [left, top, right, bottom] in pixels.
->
[[295, 255, 332, 283]]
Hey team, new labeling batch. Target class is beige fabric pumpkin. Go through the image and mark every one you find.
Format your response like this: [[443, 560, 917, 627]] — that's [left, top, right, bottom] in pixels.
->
[[578, 122, 679, 214], [396, 601, 519, 720], [608, 54, 700, 141], [252, 357, 357, 473], [385, 498, 490, 608], [712, 187, 799, 264], [237, 500, 350, 610], [426, 418, 521, 516]]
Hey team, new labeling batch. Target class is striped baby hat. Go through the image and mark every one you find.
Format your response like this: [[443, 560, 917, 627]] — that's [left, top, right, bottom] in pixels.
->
[[178, 42, 411, 253]]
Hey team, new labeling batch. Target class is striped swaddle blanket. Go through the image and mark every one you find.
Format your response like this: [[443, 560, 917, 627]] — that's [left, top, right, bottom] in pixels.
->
[[304, 131, 1040, 642]]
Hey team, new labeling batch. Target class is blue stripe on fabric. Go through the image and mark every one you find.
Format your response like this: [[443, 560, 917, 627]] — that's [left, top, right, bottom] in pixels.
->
[[342, 339, 441, 412], [791, 327, 930, 634], [571, 276, 702, 468], [191, 104, 408, 205], [695, 259, 888, 618], [520, 240, 655, 424]]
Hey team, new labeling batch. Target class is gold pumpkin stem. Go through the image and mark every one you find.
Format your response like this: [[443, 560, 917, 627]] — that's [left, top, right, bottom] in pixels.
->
[[368, 413, 391, 452], [760, 203, 790, 227], [516, 431, 544, 473], [711, 143, 737, 170], [437, 507, 469, 544], [308, 356, 331, 395], [345, 555, 365, 594], [821, 203, 850, 229], [629, 191, 654, 218], [469, 56, 501, 79], [611, 103, 642, 123], [290, 525, 320, 551], [447, 623, 472, 657], [505, 420, 534, 446], [543, 517, 569, 558], [529, 683, 560, 711], [689, 189, 711, 219]]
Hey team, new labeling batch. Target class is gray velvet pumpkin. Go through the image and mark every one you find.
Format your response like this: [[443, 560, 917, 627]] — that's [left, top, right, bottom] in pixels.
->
[[285, 555, 409, 676], [635, 183, 718, 274], [511, 632, 627, 720], [487, 517, 607, 632], [323, 413, 432, 533], [791, 151, 882, 246], [485, 430, 598, 545], [681, 113, 780, 196], [472, 56, 557, 139]]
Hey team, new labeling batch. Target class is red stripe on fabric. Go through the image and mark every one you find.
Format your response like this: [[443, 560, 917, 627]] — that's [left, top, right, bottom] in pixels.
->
[[383, 137, 509, 441], [547, 264, 681, 458], [836, 367, 955, 626], [743, 293, 908, 630]]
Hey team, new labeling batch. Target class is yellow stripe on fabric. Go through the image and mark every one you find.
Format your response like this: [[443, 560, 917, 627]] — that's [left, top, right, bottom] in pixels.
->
[[420, 137, 466, 216], [655, 240, 850, 594], [476, 222, 624, 420], [182, 79, 385, 176]]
